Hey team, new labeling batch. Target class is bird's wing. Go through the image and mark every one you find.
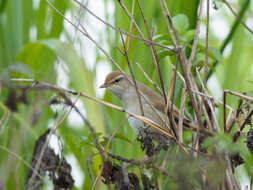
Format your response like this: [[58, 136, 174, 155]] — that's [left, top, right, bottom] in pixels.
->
[[136, 81, 197, 132], [137, 82, 180, 117]]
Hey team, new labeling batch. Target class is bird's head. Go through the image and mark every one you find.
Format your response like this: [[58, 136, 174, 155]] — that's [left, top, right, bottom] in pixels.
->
[[100, 71, 130, 99]]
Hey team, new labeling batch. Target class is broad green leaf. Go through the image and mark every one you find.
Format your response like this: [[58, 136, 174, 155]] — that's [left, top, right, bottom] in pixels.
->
[[203, 133, 242, 154], [182, 29, 195, 44], [15, 43, 56, 82], [49, 0, 69, 37], [193, 53, 214, 69], [153, 34, 172, 45], [166, 0, 200, 29], [36, 0, 47, 39], [22, 0, 33, 43], [209, 46, 222, 64], [64, 134, 94, 189], [0, 0, 7, 13], [157, 49, 175, 61], [112, 133, 132, 143], [40, 39, 104, 133], [7, 62, 32, 77], [172, 14, 189, 34]]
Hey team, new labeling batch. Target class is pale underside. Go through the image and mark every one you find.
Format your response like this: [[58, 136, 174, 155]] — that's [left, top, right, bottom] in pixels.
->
[[121, 82, 179, 133]]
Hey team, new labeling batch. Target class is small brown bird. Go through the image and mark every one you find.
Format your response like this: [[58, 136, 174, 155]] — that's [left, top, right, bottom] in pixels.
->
[[100, 70, 180, 135]]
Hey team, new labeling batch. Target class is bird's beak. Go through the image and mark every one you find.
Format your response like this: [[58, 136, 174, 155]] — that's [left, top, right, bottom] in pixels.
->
[[99, 83, 108, 88]]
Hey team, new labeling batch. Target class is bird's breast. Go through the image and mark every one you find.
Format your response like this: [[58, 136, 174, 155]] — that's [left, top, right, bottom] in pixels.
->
[[122, 96, 145, 133], [127, 116, 143, 133]]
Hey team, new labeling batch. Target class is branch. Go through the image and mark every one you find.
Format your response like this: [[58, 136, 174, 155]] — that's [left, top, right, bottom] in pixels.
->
[[207, 0, 250, 80], [204, 0, 210, 85], [188, 0, 205, 67], [72, 0, 176, 52], [135, 0, 168, 105], [119, 32, 145, 118], [222, 0, 253, 35], [4, 79, 215, 138]]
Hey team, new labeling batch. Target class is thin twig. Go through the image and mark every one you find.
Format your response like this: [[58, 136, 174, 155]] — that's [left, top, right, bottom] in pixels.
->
[[240, 110, 253, 132], [105, 118, 128, 157], [135, 62, 163, 95], [107, 152, 152, 166], [7, 79, 173, 137], [47, 0, 169, 129], [226, 109, 236, 132], [117, 0, 168, 105], [68, 2, 172, 133], [160, 0, 207, 138], [7, 79, 215, 137], [178, 86, 187, 143], [222, 0, 253, 35], [224, 91, 227, 133], [207, 0, 250, 80], [162, 0, 181, 46], [53, 93, 80, 132], [119, 32, 145, 118], [196, 68, 219, 131], [224, 90, 253, 102], [0, 108, 9, 126], [46, 0, 127, 79], [188, 0, 205, 68], [191, 89, 233, 110], [178, 48, 204, 130], [162, 0, 204, 130], [154, 169, 159, 190], [126, 0, 135, 51], [0, 145, 44, 180], [158, 0, 177, 47], [167, 55, 180, 139], [225, 152, 241, 189], [250, 174, 253, 190], [28, 94, 80, 189], [135, 0, 168, 105], [204, 0, 210, 85], [71, 0, 176, 52], [54, 93, 106, 161]]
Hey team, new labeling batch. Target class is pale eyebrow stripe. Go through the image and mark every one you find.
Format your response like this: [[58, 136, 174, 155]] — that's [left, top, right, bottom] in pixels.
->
[[111, 75, 124, 83]]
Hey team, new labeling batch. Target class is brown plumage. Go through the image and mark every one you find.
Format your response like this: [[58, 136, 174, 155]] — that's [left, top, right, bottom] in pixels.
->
[[101, 71, 211, 136], [104, 70, 122, 84], [103, 70, 172, 114]]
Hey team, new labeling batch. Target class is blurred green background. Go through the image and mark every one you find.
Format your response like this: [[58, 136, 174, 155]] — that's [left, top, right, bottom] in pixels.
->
[[0, 0, 253, 189]]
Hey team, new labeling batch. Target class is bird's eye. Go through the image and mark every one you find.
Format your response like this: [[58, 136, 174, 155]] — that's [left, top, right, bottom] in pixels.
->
[[114, 79, 120, 83]]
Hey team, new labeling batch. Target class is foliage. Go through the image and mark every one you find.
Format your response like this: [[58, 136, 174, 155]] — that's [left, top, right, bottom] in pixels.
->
[[0, 0, 253, 190]]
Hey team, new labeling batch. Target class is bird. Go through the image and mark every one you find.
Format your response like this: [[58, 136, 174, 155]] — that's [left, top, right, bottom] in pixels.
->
[[99, 70, 181, 137]]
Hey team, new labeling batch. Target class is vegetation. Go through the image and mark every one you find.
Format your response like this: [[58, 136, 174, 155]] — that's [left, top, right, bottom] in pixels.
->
[[0, 0, 253, 189]]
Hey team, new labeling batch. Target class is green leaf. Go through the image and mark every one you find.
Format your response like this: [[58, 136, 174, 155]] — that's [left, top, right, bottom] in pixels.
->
[[153, 34, 173, 45], [64, 134, 94, 188], [157, 49, 175, 61], [209, 46, 222, 64], [49, 0, 69, 37], [203, 133, 242, 154], [36, 0, 47, 39], [7, 62, 32, 77], [182, 29, 195, 44], [15, 43, 56, 82], [22, 0, 33, 43], [40, 39, 105, 133], [172, 14, 189, 34], [193, 53, 214, 69], [113, 133, 132, 143], [0, 0, 7, 13]]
